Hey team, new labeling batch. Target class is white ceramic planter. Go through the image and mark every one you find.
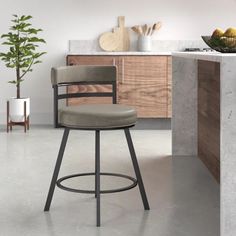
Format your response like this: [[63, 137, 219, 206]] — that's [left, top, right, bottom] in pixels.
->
[[8, 97, 30, 122], [138, 36, 152, 52]]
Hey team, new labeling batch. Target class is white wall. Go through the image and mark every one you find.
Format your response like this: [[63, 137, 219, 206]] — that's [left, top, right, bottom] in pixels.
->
[[0, 0, 236, 124]]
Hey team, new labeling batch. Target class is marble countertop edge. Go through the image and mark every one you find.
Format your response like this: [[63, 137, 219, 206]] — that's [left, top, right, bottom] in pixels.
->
[[67, 51, 236, 62], [67, 51, 172, 56], [172, 52, 236, 62]]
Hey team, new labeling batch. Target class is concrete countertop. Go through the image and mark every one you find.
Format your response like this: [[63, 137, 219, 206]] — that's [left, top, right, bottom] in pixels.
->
[[172, 51, 236, 62]]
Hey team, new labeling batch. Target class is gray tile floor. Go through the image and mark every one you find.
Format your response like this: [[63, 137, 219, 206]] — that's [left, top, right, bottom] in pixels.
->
[[0, 126, 220, 236]]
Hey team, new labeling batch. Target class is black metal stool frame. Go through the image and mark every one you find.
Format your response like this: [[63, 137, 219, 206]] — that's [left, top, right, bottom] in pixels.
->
[[46, 67, 149, 226], [53, 80, 117, 128], [44, 126, 150, 227]]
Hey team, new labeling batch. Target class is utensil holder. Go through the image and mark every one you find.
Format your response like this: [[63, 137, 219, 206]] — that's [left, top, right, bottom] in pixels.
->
[[138, 36, 152, 52]]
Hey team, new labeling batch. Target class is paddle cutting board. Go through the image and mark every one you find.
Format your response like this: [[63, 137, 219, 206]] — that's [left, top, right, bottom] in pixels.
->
[[99, 16, 130, 52]]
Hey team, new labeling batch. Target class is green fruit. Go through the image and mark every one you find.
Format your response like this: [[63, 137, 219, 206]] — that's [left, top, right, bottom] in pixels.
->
[[223, 28, 236, 37], [211, 28, 224, 38]]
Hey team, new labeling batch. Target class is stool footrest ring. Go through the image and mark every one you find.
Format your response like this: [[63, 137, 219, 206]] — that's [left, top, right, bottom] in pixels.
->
[[56, 172, 138, 194]]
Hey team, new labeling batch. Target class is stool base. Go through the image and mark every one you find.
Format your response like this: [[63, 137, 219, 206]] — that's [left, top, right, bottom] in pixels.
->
[[44, 127, 150, 227], [56, 172, 138, 194]]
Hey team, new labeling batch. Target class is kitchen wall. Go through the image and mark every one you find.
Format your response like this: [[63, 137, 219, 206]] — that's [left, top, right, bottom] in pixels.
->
[[0, 0, 236, 124]]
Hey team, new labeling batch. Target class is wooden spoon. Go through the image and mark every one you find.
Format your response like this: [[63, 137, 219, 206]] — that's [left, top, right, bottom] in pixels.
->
[[151, 22, 162, 35], [137, 25, 143, 35], [153, 22, 162, 31], [143, 24, 148, 35], [147, 26, 152, 36], [131, 26, 140, 35]]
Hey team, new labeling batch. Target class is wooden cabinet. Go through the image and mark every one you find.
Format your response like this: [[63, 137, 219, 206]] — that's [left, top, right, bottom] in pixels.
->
[[67, 56, 116, 105], [67, 55, 116, 66], [117, 56, 169, 117], [66, 55, 172, 118]]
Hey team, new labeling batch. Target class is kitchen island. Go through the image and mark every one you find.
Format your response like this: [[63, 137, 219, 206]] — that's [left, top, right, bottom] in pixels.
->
[[172, 52, 236, 236]]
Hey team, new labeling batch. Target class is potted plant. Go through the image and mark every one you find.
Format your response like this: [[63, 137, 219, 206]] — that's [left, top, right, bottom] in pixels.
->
[[0, 14, 46, 127]]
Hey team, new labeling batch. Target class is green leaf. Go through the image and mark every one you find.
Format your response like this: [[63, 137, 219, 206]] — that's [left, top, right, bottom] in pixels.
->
[[6, 63, 16, 68], [20, 15, 32, 21], [8, 80, 17, 84], [1, 34, 11, 38], [34, 60, 42, 64], [0, 52, 7, 56], [28, 37, 46, 43], [2, 42, 14, 45], [19, 15, 25, 21]]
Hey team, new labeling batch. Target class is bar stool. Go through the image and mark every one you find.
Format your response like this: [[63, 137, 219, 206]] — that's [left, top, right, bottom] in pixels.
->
[[44, 65, 150, 226]]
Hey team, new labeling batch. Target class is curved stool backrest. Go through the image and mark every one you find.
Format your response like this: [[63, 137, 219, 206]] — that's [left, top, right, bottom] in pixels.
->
[[51, 65, 116, 85], [51, 65, 117, 127]]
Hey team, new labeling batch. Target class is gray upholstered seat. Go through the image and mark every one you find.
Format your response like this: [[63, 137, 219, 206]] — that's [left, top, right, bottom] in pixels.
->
[[59, 104, 137, 129]]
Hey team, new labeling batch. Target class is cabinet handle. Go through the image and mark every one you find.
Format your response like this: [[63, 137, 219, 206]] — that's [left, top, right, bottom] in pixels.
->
[[121, 58, 125, 84]]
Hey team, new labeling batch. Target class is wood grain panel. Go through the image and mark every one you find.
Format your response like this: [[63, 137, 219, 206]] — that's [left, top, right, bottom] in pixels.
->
[[66, 56, 116, 105], [167, 56, 172, 117], [68, 84, 112, 105], [117, 56, 168, 117], [198, 60, 220, 182], [66, 55, 172, 118], [67, 55, 116, 66]]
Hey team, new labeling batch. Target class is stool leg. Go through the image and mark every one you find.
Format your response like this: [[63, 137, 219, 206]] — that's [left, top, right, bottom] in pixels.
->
[[95, 130, 101, 227], [95, 153, 97, 198], [124, 128, 150, 210], [44, 128, 70, 211], [95, 131, 98, 198], [27, 116, 30, 130], [7, 101, 9, 133]]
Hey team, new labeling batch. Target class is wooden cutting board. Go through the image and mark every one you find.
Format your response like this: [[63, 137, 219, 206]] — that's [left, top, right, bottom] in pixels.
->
[[99, 16, 130, 52]]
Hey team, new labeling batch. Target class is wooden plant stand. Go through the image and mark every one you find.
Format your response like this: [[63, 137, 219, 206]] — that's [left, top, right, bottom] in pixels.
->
[[7, 101, 30, 133]]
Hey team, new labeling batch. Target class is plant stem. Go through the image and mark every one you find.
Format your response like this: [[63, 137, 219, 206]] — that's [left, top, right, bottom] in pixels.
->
[[19, 59, 34, 80], [16, 16, 20, 99], [16, 67, 20, 98]]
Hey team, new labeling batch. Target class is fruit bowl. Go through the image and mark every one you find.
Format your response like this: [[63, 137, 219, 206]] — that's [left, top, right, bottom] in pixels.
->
[[202, 36, 236, 53]]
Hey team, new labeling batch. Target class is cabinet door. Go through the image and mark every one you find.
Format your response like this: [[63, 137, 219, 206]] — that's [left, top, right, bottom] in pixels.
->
[[117, 56, 169, 117], [66, 56, 117, 105]]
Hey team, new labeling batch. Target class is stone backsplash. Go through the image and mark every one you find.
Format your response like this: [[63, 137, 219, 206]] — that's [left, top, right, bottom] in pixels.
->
[[69, 39, 207, 53]]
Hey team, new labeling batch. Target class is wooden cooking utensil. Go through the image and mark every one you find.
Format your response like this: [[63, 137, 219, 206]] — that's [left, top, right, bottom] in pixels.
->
[[115, 16, 130, 51], [143, 24, 148, 35], [147, 26, 152, 36], [154, 22, 162, 31], [131, 26, 141, 35], [151, 22, 162, 35], [152, 23, 156, 31], [137, 25, 143, 36], [99, 31, 121, 51], [99, 16, 130, 51]]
